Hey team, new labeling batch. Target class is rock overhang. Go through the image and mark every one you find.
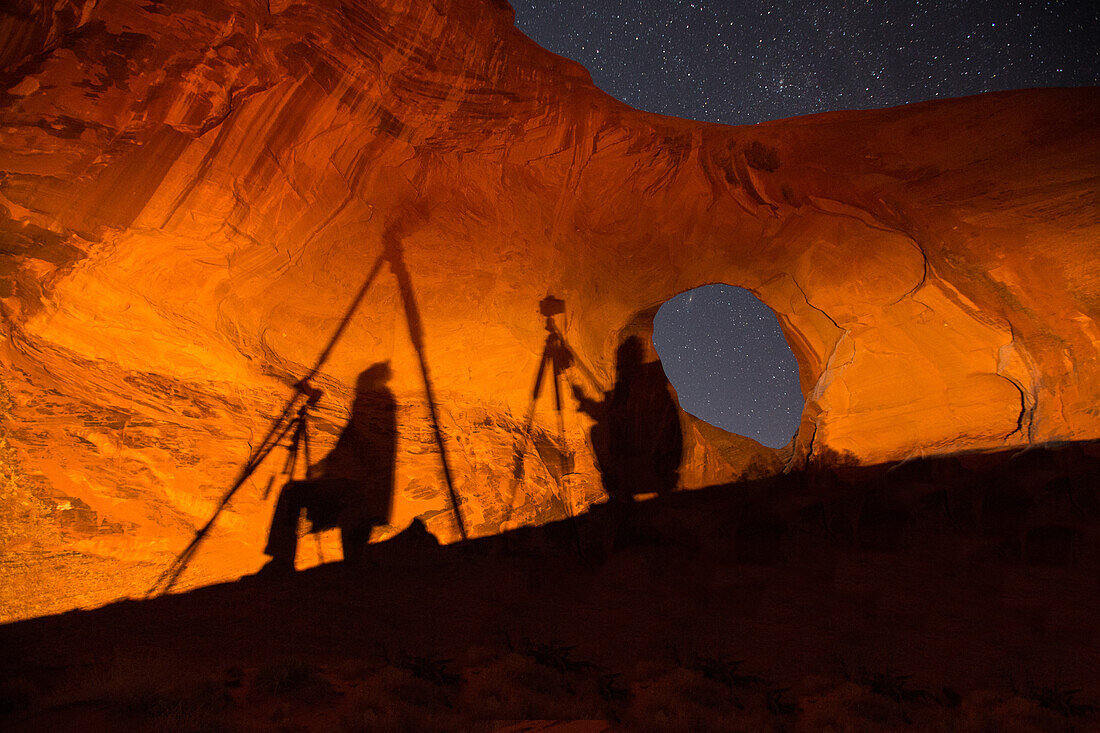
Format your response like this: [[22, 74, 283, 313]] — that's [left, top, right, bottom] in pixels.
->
[[0, 0, 1098, 618]]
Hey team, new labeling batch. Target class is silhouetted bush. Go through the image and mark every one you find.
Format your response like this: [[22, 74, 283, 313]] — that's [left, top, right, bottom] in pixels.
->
[[255, 659, 333, 701], [119, 678, 230, 732], [811, 446, 860, 470]]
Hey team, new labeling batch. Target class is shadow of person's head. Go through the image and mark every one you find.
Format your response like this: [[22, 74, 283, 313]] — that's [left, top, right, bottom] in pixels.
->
[[357, 361, 393, 393], [615, 336, 646, 380]]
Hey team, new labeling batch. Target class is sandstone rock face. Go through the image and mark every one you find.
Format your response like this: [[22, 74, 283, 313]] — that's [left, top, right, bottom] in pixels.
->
[[0, 0, 1097, 619]]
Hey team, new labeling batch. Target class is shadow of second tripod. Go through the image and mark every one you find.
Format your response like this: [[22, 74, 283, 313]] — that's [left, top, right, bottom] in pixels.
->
[[503, 296, 603, 530]]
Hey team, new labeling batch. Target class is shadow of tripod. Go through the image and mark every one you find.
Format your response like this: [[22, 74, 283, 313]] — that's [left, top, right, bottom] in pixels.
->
[[259, 380, 336, 564], [504, 296, 603, 527], [148, 223, 466, 596], [262, 381, 322, 503]]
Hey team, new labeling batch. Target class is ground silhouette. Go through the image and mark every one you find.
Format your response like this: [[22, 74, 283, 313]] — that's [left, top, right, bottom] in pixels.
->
[[2, 441, 1098, 730]]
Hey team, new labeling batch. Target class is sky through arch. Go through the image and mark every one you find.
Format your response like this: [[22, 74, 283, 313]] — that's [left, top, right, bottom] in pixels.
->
[[652, 285, 802, 448]]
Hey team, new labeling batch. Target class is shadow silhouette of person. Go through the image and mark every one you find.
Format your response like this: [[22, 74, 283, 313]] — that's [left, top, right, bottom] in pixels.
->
[[261, 362, 397, 573], [573, 335, 683, 510]]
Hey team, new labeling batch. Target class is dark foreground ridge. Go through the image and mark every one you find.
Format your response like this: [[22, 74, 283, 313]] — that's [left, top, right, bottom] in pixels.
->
[[3, 442, 1099, 731]]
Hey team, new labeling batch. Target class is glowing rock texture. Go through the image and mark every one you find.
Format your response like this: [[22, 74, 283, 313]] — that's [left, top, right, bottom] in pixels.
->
[[0, 0, 1097, 618]]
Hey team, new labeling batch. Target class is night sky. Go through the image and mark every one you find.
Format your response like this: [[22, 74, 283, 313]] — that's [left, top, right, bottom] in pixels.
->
[[514, 0, 1098, 447], [514, 0, 1098, 125]]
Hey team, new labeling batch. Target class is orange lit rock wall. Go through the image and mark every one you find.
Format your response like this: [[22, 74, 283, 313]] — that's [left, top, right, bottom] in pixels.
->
[[1, 0, 1097, 618]]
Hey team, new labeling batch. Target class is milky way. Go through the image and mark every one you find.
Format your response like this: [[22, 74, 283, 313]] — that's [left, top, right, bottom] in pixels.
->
[[514, 0, 1097, 446]]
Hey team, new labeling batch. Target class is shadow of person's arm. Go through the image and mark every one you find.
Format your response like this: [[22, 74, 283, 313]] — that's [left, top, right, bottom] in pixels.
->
[[571, 383, 602, 418]]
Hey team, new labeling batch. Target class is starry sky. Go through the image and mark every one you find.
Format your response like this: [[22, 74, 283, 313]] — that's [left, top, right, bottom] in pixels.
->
[[513, 0, 1098, 447], [513, 0, 1098, 125]]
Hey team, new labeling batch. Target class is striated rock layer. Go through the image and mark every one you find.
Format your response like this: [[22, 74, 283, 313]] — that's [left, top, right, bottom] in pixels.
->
[[0, 0, 1097, 619]]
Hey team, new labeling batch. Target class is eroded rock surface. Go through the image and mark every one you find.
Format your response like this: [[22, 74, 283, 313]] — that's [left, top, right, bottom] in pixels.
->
[[0, 0, 1097, 619]]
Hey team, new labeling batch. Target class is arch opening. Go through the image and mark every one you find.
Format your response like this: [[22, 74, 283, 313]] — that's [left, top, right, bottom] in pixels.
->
[[652, 284, 804, 449]]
